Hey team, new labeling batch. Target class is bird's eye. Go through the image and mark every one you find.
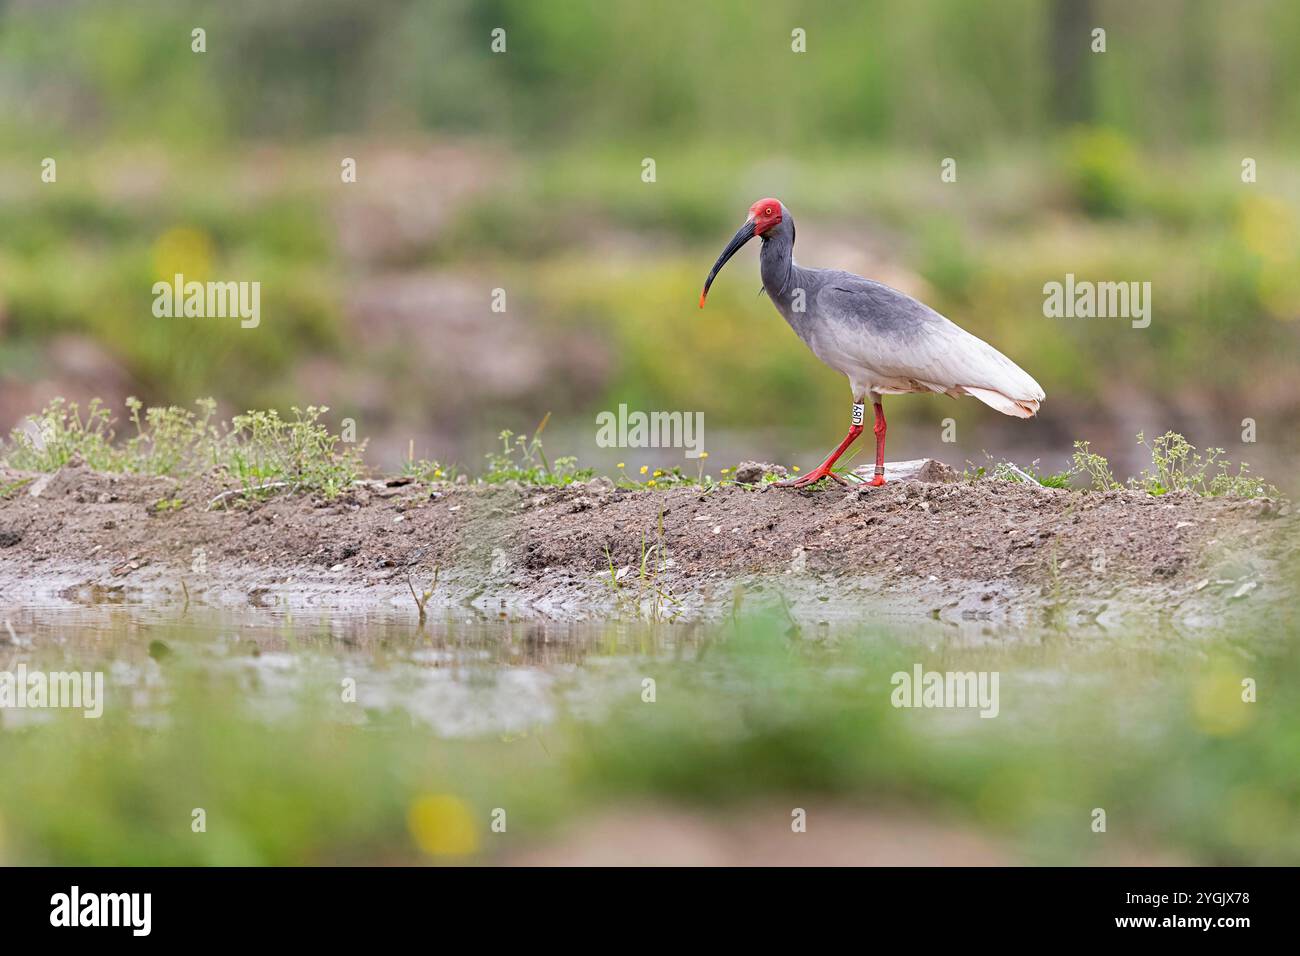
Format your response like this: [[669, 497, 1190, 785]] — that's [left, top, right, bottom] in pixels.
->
[[764, 207, 773, 216]]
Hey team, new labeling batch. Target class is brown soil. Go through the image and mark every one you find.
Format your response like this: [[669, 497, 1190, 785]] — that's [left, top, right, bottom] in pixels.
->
[[0, 461, 1292, 629]]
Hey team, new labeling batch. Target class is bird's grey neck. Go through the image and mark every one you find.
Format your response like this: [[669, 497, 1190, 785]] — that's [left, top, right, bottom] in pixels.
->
[[760, 233, 798, 306]]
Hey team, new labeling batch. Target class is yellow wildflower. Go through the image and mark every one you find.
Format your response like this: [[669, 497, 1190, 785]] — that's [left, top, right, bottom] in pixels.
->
[[407, 794, 478, 857]]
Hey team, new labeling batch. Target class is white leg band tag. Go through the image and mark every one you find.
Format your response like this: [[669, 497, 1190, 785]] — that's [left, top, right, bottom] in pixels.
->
[[851, 403, 865, 426]]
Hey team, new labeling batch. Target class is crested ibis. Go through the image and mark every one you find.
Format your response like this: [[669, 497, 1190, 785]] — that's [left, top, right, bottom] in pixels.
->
[[700, 198, 1044, 488]]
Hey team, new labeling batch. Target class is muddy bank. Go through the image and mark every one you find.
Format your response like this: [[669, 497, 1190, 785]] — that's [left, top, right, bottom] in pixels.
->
[[0, 462, 1292, 630]]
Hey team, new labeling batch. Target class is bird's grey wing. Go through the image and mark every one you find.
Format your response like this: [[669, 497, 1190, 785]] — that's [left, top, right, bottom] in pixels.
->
[[812, 276, 1044, 403]]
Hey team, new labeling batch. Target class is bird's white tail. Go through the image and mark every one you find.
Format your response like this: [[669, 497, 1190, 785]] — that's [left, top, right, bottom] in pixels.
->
[[960, 386, 1041, 418]]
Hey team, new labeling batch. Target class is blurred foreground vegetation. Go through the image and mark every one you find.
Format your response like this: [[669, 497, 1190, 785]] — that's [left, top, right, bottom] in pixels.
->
[[0, 610, 1294, 865]]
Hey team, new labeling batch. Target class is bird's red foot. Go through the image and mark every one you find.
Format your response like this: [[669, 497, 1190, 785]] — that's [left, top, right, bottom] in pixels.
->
[[773, 467, 848, 488], [866, 474, 886, 487]]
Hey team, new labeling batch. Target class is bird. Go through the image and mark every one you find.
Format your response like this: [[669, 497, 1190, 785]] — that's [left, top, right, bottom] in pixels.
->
[[699, 198, 1044, 488]]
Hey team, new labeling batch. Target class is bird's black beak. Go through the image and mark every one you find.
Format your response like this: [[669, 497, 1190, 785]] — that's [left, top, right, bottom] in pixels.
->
[[699, 219, 756, 308]]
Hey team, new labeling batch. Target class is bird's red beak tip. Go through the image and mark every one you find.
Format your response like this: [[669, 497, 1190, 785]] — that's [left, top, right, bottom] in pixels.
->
[[698, 291, 707, 308]]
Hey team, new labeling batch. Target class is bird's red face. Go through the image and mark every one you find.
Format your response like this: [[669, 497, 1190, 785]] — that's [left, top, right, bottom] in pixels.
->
[[749, 198, 783, 236], [699, 197, 785, 308]]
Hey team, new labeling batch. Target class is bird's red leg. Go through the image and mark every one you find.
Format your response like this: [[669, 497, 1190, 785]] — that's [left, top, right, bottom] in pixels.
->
[[867, 400, 886, 486], [774, 402, 865, 488]]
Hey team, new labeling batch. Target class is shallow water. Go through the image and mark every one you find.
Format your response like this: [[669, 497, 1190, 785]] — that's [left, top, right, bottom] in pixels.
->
[[0, 595, 1200, 736]]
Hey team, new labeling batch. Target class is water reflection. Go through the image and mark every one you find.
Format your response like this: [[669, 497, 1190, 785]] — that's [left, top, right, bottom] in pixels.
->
[[0, 598, 1190, 737]]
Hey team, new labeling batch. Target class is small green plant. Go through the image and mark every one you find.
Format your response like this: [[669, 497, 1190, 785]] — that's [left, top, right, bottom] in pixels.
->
[[404, 457, 453, 483], [1071, 440, 1122, 491], [124, 397, 220, 476], [964, 435, 1277, 499], [406, 568, 438, 626], [643, 464, 697, 489], [1070, 433, 1276, 498], [3, 398, 123, 472], [1131, 430, 1277, 498], [224, 405, 365, 499], [636, 504, 680, 622], [484, 414, 592, 486], [965, 451, 1070, 488], [3, 398, 223, 476], [2, 398, 365, 500], [0, 477, 35, 499], [150, 496, 186, 514], [402, 439, 455, 483], [991, 458, 1073, 488], [601, 544, 623, 593]]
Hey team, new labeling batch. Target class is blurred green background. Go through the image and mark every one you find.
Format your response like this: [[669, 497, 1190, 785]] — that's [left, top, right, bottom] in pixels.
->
[[1, 0, 1297, 482]]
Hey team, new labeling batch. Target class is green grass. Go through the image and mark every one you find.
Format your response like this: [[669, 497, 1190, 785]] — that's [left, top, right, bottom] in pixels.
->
[[1, 397, 364, 500], [1129, 430, 1277, 498], [1, 397, 1281, 501], [0, 476, 35, 499], [1070, 432, 1278, 498], [983, 457, 1074, 488], [987, 432, 1278, 498], [481, 417, 593, 487], [1069, 440, 1122, 492], [222, 406, 364, 501], [402, 456, 454, 484]]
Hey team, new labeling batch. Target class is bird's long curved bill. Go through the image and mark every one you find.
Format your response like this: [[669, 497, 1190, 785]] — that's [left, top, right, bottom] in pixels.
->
[[699, 219, 756, 308]]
